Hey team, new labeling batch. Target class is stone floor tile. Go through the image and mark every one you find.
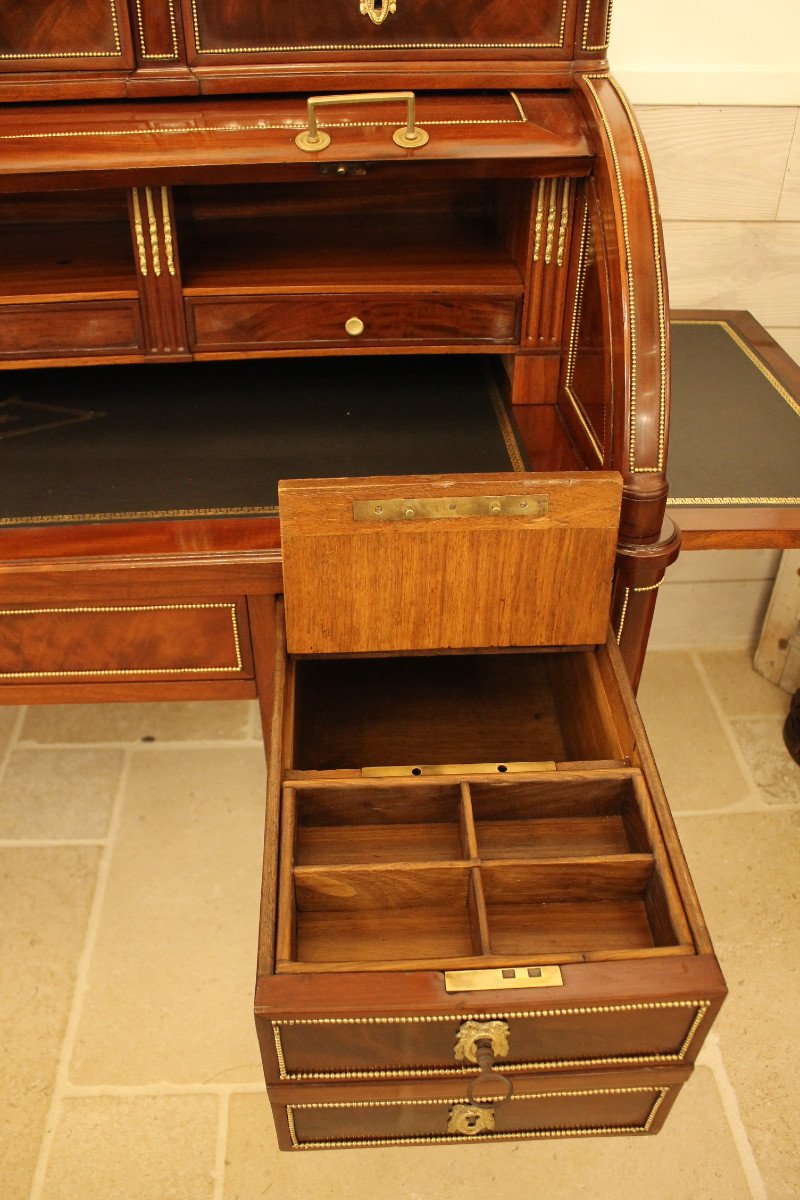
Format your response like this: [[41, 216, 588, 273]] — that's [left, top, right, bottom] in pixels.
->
[[637, 652, 752, 810], [728, 718, 800, 804], [0, 846, 99, 1200], [40, 1095, 217, 1200], [0, 747, 124, 839], [678, 811, 800, 1200], [223, 1070, 751, 1200], [697, 648, 791, 719], [70, 746, 266, 1085], [21, 700, 254, 745], [0, 706, 20, 762]]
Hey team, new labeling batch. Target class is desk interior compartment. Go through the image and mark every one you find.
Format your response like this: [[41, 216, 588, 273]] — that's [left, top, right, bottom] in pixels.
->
[[292, 648, 624, 771]]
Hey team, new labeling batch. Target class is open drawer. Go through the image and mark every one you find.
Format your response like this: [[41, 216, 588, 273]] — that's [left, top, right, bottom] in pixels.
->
[[254, 473, 726, 1143]]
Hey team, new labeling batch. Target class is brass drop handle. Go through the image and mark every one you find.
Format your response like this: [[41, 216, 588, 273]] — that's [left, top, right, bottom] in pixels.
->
[[466, 1037, 514, 1105], [295, 91, 429, 153]]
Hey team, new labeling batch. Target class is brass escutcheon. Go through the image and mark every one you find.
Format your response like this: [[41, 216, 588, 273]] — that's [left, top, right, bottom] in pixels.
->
[[447, 1103, 495, 1137], [360, 0, 397, 25], [454, 1019, 510, 1065]]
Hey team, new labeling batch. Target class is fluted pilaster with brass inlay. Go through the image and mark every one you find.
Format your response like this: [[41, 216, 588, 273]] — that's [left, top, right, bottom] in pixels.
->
[[128, 185, 189, 358], [522, 176, 576, 350]]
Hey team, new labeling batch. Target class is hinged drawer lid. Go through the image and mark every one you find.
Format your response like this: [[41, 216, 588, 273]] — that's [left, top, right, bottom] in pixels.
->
[[279, 472, 622, 654]]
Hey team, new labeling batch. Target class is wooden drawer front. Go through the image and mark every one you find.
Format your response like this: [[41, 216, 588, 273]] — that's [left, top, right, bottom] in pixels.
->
[[188, 0, 569, 58], [269, 1001, 711, 1082], [0, 303, 143, 360], [0, 601, 252, 681], [273, 1070, 687, 1150], [187, 296, 519, 352]]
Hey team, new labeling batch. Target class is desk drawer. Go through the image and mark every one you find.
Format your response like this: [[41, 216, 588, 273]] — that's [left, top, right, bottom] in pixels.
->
[[269, 1067, 690, 1150], [0, 600, 252, 681], [187, 295, 519, 352], [0, 302, 143, 360]]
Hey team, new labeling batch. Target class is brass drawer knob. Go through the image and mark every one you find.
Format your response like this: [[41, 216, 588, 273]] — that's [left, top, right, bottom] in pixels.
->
[[447, 1103, 495, 1137], [345, 316, 365, 337]]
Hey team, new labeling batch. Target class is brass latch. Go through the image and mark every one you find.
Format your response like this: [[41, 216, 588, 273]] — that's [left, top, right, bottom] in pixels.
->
[[353, 495, 549, 521], [445, 965, 564, 993]]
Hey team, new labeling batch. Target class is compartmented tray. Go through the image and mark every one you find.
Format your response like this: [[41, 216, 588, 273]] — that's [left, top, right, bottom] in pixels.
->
[[276, 767, 693, 973]]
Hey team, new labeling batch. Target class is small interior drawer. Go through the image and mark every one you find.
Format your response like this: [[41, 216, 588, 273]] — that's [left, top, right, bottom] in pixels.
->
[[271, 1067, 691, 1150], [186, 294, 520, 352]]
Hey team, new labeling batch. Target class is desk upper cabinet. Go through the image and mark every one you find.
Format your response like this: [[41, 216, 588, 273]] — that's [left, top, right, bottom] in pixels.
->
[[0, 1, 614, 98]]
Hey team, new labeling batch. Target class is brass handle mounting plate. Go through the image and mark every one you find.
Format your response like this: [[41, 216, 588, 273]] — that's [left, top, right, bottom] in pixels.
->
[[353, 495, 549, 522], [295, 91, 428, 153]]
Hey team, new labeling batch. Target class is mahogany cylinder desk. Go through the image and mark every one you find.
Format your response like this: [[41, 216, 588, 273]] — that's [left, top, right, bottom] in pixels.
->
[[0, 0, 724, 1150]]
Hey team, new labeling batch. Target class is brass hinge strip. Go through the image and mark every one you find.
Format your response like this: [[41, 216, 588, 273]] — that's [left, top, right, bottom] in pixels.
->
[[361, 761, 557, 778], [353, 495, 549, 522]]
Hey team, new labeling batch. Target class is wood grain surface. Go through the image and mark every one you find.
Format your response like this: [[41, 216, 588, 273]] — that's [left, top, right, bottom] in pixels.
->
[[280, 472, 622, 653]]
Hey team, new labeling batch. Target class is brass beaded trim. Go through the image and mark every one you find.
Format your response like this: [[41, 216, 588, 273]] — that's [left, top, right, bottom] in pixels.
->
[[134, 0, 179, 60], [607, 77, 668, 474], [188, 0, 568, 53], [161, 187, 177, 277], [557, 178, 571, 268], [532, 180, 546, 263], [583, 75, 667, 476], [144, 188, 161, 278], [270, 1000, 710, 1081], [131, 189, 148, 277], [564, 200, 604, 464], [285, 1087, 669, 1148], [0, 602, 244, 678], [0, 0, 123, 59], [615, 581, 663, 643], [582, 0, 614, 52], [0, 113, 526, 145], [544, 179, 558, 267]]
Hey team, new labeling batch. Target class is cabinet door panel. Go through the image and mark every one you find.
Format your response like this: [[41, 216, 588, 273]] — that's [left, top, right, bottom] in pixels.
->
[[185, 0, 570, 57], [0, 0, 133, 70]]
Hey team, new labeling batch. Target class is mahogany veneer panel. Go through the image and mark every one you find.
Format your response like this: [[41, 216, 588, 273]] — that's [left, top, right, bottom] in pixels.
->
[[0, 598, 252, 681]]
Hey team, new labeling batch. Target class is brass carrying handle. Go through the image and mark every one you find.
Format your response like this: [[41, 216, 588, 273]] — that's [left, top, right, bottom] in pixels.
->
[[466, 1037, 514, 1106], [295, 91, 429, 153]]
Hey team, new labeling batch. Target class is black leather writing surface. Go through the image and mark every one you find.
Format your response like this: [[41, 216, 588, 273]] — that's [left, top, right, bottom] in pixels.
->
[[0, 357, 526, 528], [668, 321, 800, 506]]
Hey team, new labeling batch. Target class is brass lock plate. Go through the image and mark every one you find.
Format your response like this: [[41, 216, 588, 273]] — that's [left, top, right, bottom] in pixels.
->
[[445, 965, 564, 993], [352, 495, 549, 522], [447, 1103, 495, 1137]]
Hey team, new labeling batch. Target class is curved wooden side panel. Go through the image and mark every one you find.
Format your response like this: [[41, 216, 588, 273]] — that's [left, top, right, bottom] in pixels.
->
[[571, 75, 674, 683], [573, 74, 671, 545]]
